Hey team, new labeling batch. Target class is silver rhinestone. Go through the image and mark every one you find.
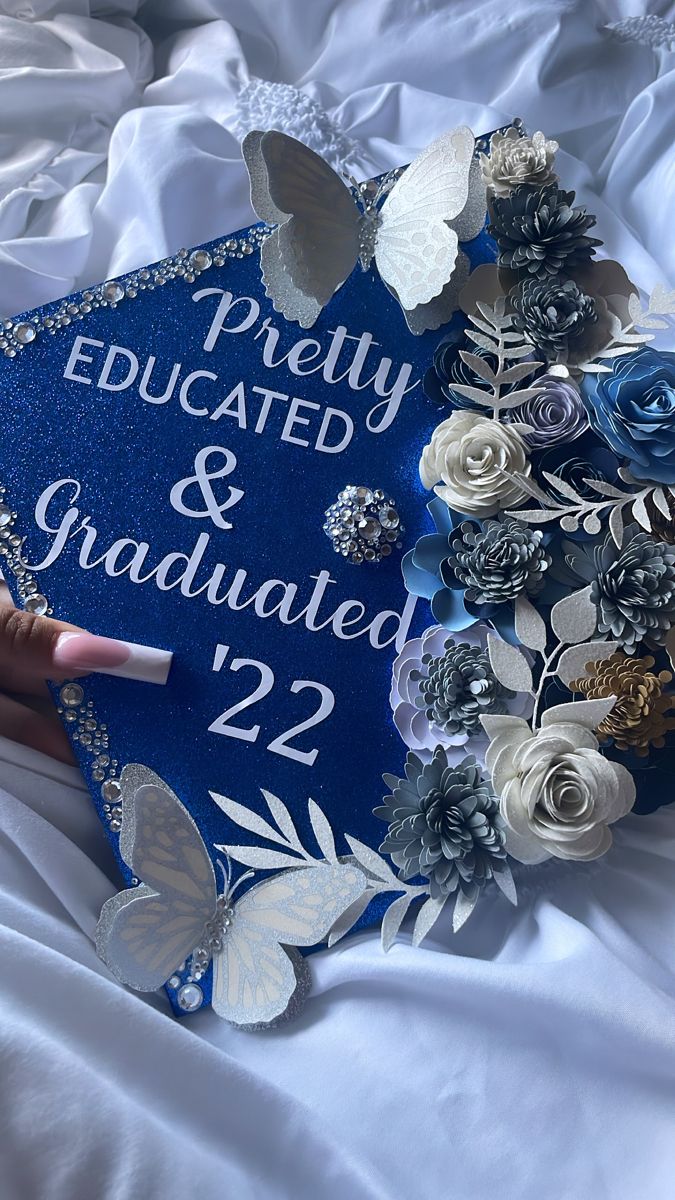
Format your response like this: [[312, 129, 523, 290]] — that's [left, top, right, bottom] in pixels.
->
[[378, 506, 400, 529], [101, 779, 122, 803], [177, 983, 203, 1012], [102, 281, 124, 304], [168, 975, 181, 989], [189, 250, 212, 272], [24, 593, 48, 615], [60, 683, 84, 708], [0, 504, 12, 527], [92, 769, 105, 782], [357, 516, 381, 540], [13, 322, 36, 345]]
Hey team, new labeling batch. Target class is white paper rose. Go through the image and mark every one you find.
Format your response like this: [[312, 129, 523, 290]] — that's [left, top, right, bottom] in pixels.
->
[[390, 623, 532, 763], [419, 410, 531, 517], [482, 709, 636, 864], [480, 128, 558, 198]]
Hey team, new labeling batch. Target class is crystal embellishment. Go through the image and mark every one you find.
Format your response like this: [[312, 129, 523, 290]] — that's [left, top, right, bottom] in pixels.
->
[[23, 593, 48, 615], [60, 683, 84, 707], [177, 983, 203, 1012], [323, 485, 405, 564]]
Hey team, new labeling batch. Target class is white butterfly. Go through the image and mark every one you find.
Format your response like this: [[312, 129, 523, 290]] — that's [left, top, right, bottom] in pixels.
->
[[95, 765, 366, 1028], [243, 126, 486, 333]]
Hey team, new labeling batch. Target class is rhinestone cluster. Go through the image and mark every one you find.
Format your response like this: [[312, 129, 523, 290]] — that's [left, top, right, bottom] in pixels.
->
[[323, 485, 404, 564], [56, 683, 123, 827], [0, 228, 270, 358], [0, 482, 50, 611]]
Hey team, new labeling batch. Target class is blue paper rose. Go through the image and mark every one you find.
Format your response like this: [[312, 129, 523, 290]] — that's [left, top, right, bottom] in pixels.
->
[[582, 348, 675, 484]]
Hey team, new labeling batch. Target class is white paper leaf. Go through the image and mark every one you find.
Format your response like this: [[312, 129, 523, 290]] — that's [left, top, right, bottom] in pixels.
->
[[308, 798, 338, 863], [631, 492, 652, 531], [261, 789, 305, 854], [465, 329, 499, 354], [542, 472, 584, 504], [345, 836, 401, 887], [581, 363, 613, 374], [495, 386, 545, 405], [580, 478, 626, 500], [609, 504, 624, 548], [381, 892, 415, 952], [627, 292, 642, 323], [452, 888, 478, 932], [488, 633, 534, 693], [459, 349, 497, 384], [506, 507, 562, 524], [492, 861, 517, 906], [412, 894, 447, 947], [636, 315, 668, 330], [475, 300, 509, 327], [215, 845, 308, 870], [541, 696, 617, 730], [328, 890, 373, 947], [499, 361, 542, 384], [514, 594, 548, 655], [481, 713, 528, 739], [550, 585, 597, 644], [515, 474, 567, 506], [556, 641, 620, 688], [653, 488, 672, 519], [210, 792, 293, 849], [447, 382, 495, 405], [650, 283, 675, 314], [465, 314, 500, 338]]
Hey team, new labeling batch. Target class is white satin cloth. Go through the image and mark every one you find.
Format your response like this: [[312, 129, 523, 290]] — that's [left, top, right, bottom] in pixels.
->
[[1, 2, 675, 1197]]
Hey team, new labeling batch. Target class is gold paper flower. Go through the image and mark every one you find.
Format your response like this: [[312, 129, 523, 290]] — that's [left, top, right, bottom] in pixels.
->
[[571, 652, 675, 756]]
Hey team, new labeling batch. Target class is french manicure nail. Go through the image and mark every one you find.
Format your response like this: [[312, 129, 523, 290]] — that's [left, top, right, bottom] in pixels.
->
[[54, 633, 173, 685]]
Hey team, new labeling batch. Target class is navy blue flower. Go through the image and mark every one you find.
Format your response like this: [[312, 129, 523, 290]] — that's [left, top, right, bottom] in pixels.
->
[[581, 348, 675, 484]]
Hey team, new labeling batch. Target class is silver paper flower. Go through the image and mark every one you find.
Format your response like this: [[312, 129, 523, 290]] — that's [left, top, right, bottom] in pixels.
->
[[447, 517, 552, 605], [376, 748, 508, 899], [480, 128, 559, 198]]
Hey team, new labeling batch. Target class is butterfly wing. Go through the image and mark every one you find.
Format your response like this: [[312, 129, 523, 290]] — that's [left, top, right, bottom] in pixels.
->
[[243, 130, 360, 314], [375, 126, 475, 312], [95, 765, 217, 992], [212, 862, 365, 1027]]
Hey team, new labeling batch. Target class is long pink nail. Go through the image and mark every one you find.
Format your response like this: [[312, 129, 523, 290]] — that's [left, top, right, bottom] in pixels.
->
[[54, 633, 172, 685]]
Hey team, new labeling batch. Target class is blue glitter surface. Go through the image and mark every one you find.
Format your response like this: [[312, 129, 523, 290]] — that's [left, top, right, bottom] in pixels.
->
[[0, 215, 503, 1015]]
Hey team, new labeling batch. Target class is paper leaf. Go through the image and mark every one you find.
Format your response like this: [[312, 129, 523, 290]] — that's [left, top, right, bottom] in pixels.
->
[[541, 696, 617, 729], [653, 488, 672, 519], [499, 361, 541, 384], [452, 888, 478, 932], [502, 342, 536, 360], [492, 860, 517, 906], [328, 890, 373, 947], [506, 507, 562, 524], [550, 585, 597, 644], [459, 350, 497, 384], [582, 478, 627, 499], [609, 504, 624, 548], [627, 292, 642, 323], [542, 471, 583, 504], [650, 283, 675, 314], [637, 315, 668, 330], [465, 329, 499, 354], [210, 792, 294, 850], [556, 641, 620, 688], [261, 789, 305, 855], [488, 633, 534, 693], [447, 382, 495, 406], [581, 363, 613, 374], [514, 594, 548, 655], [381, 892, 415, 952], [308, 798, 338, 863], [345, 836, 401, 887], [631, 492, 652, 531], [215, 845, 307, 870], [480, 713, 528, 739], [412, 894, 447, 947]]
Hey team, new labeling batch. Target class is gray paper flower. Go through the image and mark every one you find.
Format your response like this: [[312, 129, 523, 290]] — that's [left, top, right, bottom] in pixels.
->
[[566, 524, 675, 650], [376, 749, 507, 899], [447, 516, 552, 606], [488, 185, 601, 279], [510, 374, 589, 448], [511, 278, 597, 361]]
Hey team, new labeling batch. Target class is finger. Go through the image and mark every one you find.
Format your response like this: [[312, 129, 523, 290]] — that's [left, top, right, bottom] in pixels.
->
[[0, 692, 75, 764], [0, 604, 85, 696]]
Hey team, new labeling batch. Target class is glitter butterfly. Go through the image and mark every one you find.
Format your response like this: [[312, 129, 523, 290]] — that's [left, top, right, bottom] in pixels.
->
[[243, 126, 486, 333], [95, 765, 366, 1028]]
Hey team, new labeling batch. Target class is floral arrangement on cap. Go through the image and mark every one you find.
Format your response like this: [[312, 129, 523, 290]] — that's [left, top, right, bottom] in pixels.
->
[[384, 124, 675, 934]]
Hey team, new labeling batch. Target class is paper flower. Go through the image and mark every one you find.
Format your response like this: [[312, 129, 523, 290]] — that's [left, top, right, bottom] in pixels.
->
[[448, 516, 551, 604], [390, 623, 521, 757], [539, 438, 619, 502], [419, 410, 531, 517], [581, 348, 675, 484], [509, 374, 589, 447], [488, 185, 601, 279], [484, 716, 636, 863], [571, 652, 675, 756], [376, 749, 507, 899], [566, 525, 675, 651], [511, 278, 597, 363], [480, 128, 558, 198]]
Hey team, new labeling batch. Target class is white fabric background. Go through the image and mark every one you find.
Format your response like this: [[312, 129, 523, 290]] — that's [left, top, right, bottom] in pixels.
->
[[1, 2, 675, 1197]]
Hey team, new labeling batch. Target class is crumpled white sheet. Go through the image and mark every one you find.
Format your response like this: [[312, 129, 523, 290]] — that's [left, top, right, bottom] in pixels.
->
[[1, 2, 675, 1197]]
